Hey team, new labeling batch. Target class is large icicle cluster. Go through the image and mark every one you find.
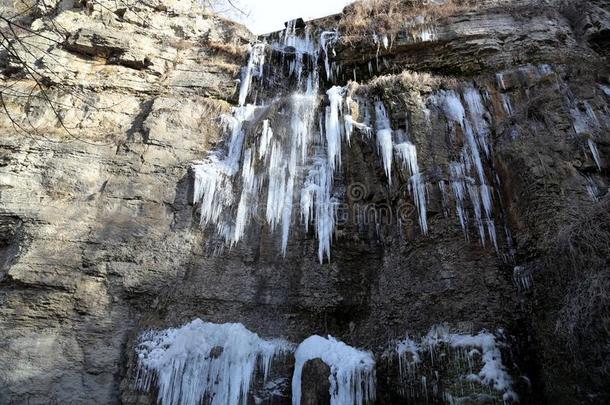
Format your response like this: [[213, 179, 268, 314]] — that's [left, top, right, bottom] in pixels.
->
[[135, 319, 292, 405], [192, 20, 433, 263], [292, 335, 376, 405], [391, 325, 518, 402], [193, 19, 519, 262], [433, 89, 498, 249]]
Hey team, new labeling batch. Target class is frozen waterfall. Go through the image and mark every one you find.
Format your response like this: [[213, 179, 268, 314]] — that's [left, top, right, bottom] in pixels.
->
[[135, 319, 292, 405]]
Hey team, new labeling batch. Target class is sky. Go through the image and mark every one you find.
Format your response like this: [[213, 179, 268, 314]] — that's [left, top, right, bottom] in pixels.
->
[[216, 0, 355, 34]]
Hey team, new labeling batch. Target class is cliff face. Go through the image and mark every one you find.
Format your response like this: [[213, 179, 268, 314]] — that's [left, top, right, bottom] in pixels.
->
[[0, 0, 609, 404]]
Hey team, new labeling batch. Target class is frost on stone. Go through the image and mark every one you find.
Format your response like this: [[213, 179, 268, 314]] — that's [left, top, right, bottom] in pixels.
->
[[135, 319, 292, 405], [292, 335, 376, 405]]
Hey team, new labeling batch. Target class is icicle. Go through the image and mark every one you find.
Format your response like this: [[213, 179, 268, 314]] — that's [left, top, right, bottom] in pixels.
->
[[410, 174, 428, 234], [588, 139, 602, 170], [501, 93, 513, 116], [238, 44, 266, 106], [382, 35, 389, 49], [374, 101, 394, 184], [395, 141, 428, 234], [450, 162, 468, 234], [326, 86, 344, 174], [467, 184, 485, 245], [320, 31, 338, 81], [135, 319, 292, 405], [259, 120, 274, 160], [301, 153, 335, 263], [292, 336, 376, 405], [464, 87, 491, 157], [233, 148, 258, 245], [394, 142, 419, 176], [585, 175, 599, 201]]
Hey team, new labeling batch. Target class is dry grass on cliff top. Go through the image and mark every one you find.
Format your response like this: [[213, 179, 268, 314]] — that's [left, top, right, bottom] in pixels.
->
[[339, 0, 477, 44]]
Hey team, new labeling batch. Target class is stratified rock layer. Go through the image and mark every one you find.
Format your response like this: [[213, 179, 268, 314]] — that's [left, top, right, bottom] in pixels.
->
[[0, 0, 608, 404]]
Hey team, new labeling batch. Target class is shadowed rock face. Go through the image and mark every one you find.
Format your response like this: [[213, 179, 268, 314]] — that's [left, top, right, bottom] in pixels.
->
[[0, 0, 609, 404], [301, 359, 331, 405]]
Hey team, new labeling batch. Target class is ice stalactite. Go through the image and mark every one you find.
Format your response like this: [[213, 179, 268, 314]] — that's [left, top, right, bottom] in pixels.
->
[[292, 335, 376, 405], [395, 336, 422, 379], [239, 44, 266, 106], [258, 120, 274, 160], [301, 153, 336, 263], [513, 265, 533, 291], [588, 138, 602, 170], [395, 141, 428, 234], [233, 147, 258, 245], [135, 319, 292, 405], [320, 31, 338, 81], [374, 101, 395, 184], [193, 105, 257, 242], [326, 86, 345, 174], [464, 87, 491, 157]]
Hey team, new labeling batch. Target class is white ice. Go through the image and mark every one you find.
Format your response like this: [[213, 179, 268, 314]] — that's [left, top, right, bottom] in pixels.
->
[[374, 101, 394, 184], [292, 335, 376, 405], [394, 325, 517, 402], [239, 44, 266, 106], [135, 319, 292, 405]]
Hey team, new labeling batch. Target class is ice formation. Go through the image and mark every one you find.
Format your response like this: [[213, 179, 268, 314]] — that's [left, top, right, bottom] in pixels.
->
[[135, 319, 292, 405], [436, 89, 498, 249], [395, 141, 428, 233], [326, 86, 346, 173], [292, 335, 376, 405], [392, 325, 518, 402], [374, 101, 395, 183], [192, 20, 518, 261], [588, 139, 602, 170], [239, 44, 266, 106]]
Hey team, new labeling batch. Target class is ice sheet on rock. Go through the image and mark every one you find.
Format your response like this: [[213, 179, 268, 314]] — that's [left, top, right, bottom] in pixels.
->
[[292, 335, 376, 405], [345, 115, 372, 139], [439, 90, 465, 124], [135, 319, 292, 405]]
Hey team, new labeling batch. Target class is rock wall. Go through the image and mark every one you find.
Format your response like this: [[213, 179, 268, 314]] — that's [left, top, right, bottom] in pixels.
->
[[0, 0, 608, 404]]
